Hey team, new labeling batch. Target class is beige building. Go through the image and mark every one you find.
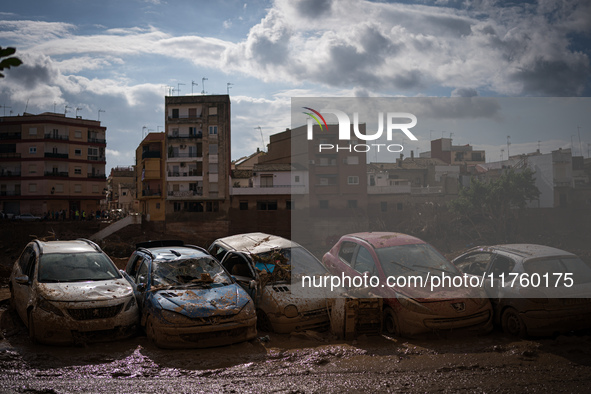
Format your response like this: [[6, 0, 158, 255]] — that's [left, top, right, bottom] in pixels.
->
[[164, 95, 231, 217], [0, 112, 106, 217], [107, 166, 136, 213], [136, 132, 166, 221]]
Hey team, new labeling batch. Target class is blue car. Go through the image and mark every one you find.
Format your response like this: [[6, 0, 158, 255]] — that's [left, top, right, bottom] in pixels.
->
[[123, 240, 257, 348]]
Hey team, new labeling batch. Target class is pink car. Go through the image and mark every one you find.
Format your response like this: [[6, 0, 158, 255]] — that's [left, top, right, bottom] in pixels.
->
[[323, 232, 493, 337]]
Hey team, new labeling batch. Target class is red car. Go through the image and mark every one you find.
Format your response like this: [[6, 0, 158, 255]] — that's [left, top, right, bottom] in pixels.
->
[[323, 232, 493, 337]]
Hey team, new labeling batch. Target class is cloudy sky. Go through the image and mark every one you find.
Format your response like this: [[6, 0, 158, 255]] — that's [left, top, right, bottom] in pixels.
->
[[1, 0, 590, 171]]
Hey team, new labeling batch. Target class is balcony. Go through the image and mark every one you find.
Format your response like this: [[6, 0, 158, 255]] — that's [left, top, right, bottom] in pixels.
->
[[44, 133, 69, 141], [0, 191, 21, 196], [88, 137, 106, 144], [231, 184, 308, 195], [168, 133, 203, 140], [88, 156, 106, 162], [88, 173, 106, 179], [0, 132, 21, 140], [167, 189, 203, 198], [44, 171, 69, 177], [44, 152, 69, 159], [142, 151, 161, 159], [168, 152, 201, 159], [0, 170, 21, 177], [0, 152, 21, 158], [168, 171, 202, 177], [142, 190, 162, 197], [410, 186, 443, 195]]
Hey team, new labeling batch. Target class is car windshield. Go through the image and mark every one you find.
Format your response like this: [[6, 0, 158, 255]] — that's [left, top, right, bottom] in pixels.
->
[[254, 247, 328, 277], [524, 257, 591, 284], [38, 252, 122, 283], [376, 243, 460, 277], [152, 256, 232, 288]]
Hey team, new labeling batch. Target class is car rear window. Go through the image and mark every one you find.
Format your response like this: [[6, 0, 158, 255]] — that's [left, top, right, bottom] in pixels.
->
[[38, 252, 122, 283], [524, 257, 591, 284]]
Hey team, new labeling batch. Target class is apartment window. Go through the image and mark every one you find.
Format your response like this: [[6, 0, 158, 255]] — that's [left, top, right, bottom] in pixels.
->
[[346, 156, 359, 165], [347, 200, 358, 209], [29, 146, 37, 154], [29, 128, 37, 136], [209, 183, 219, 193], [189, 127, 198, 136], [286, 200, 294, 210], [174, 202, 182, 212], [319, 200, 329, 209], [29, 184, 37, 192], [28, 165, 36, 174], [260, 174, 273, 187], [74, 184, 82, 193], [172, 108, 179, 118], [209, 126, 218, 135], [209, 163, 218, 174], [206, 201, 219, 212], [55, 184, 63, 193], [75, 130, 82, 138], [294, 175, 300, 183], [156, 203, 161, 209], [74, 167, 82, 175], [239, 201, 248, 210], [257, 201, 277, 210], [397, 203, 403, 211], [209, 144, 218, 155], [348, 176, 359, 185], [381, 201, 388, 212], [209, 107, 217, 116], [74, 149, 82, 156]]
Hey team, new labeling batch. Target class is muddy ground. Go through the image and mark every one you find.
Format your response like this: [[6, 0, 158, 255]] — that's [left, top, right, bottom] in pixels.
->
[[1, 220, 591, 392]]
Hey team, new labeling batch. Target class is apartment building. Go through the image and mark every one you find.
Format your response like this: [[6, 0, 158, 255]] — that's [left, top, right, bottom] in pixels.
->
[[0, 112, 106, 217], [164, 95, 231, 217], [136, 132, 166, 221], [107, 165, 136, 213]]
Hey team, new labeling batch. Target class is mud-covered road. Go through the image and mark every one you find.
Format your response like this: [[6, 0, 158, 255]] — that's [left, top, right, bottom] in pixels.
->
[[2, 295, 591, 393]]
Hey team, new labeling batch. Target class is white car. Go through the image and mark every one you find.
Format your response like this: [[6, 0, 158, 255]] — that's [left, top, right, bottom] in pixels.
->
[[9, 239, 139, 344]]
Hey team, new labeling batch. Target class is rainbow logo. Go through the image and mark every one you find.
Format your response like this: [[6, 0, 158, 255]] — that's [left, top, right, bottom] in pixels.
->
[[302, 107, 328, 131]]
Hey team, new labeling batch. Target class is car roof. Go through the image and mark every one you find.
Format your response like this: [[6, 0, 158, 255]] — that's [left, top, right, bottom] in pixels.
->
[[141, 245, 209, 260], [484, 244, 576, 260], [345, 232, 426, 249], [36, 239, 102, 255], [214, 232, 296, 254]]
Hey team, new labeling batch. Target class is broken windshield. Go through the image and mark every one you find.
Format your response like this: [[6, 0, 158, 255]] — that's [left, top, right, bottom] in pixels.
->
[[38, 252, 121, 283], [151, 256, 232, 289]]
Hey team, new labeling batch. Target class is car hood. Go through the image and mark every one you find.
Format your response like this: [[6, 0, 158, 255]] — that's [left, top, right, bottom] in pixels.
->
[[155, 283, 249, 318], [38, 279, 133, 302]]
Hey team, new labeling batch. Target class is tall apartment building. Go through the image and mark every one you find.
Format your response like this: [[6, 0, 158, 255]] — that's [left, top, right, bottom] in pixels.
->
[[136, 132, 165, 221], [0, 112, 106, 217], [165, 95, 231, 216]]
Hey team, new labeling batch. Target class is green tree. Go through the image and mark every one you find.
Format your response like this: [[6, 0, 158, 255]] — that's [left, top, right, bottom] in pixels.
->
[[0, 47, 23, 78], [449, 168, 540, 241]]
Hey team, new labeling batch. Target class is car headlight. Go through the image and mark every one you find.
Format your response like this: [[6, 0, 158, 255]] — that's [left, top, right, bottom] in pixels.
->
[[124, 296, 136, 311], [283, 304, 299, 318], [38, 296, 64, 317], [160, 310, 192, 324], [396, 294, 436, 315], [239, 300, 256, 318]]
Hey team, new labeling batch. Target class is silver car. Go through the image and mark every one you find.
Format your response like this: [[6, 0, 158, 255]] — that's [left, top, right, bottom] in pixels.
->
[[9, 239, 139, 344]]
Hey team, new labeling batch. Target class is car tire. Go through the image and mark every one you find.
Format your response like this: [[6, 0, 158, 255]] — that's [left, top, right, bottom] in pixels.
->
[[256, 309, 273, 332], [501, 307, 527, 338], [383, 307, 401, 336], [28, 310, 38, 344]]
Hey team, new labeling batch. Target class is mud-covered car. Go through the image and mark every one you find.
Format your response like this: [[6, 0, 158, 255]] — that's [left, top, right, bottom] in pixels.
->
[[453, 244, 591, 337], [208, 233, 331, 333], [323, 232, 493, 337], [9, 239, 139, 345], [123, 240, 257, 348]]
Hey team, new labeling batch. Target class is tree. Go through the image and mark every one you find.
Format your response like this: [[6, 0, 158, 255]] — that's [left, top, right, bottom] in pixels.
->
[[449, 168, 540, 241], [0, 47, 23, 78]]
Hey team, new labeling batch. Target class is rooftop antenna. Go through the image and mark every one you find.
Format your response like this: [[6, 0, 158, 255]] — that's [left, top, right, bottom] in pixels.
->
[[191, 80, 198, 95], [500, 148, 505, 161], [98, 109, 105, 121], [201, 77, 208, 95], [177, 82, 185, 96], [75, 107, 82, 117], [506, 135, 511, 158], [255, 126, 265, 152], [64, 105, 71, 116], [24, 99, 28, 113], [142, 126, 147, 140], [54, 101, 57, 113], [227, 82, 233, 95], [577, 126, 582, 157]]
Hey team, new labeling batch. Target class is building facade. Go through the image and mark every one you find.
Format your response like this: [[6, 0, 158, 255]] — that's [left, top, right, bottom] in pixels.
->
[[136, 132, 166, 221], [0, 112, 106, 217], [165, 95, 231, 217]]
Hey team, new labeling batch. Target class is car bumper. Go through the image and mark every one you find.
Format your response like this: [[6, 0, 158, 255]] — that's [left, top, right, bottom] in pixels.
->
[[31, 305, 139, 345], [269, 308, 331, 334], [521, 306, 591, 336], [399, 307, 493, 336], [150, 316, 257, 348]]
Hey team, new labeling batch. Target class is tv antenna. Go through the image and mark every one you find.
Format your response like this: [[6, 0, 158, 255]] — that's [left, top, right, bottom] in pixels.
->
[[227, 82, 233, 95], [98, 109, 105, 121], [177, 82, 185, 96], [202, 78, 208, 95], [192, 80, 198, 95], [75, 107, 82, 117], [255, 126, 265, 152]]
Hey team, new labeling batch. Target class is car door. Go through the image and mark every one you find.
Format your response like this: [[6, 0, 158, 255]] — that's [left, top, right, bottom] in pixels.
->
[[221, 251, 259, 301], [485, 253, 517, 299], [12, 245, 37, 321]]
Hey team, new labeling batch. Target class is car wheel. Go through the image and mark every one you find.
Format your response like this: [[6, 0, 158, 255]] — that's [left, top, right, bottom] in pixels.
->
[[383, 307, 401, 336], [501, 307, 527, 338], [28, 310, 38, 344], [257, 309, 273, 332]]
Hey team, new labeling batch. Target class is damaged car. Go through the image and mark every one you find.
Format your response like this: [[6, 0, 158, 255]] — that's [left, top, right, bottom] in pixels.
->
[[453, 244, 591, 337], [323, 232, 493, 337], [208, 233, 331, 333], [123, 240, 257, 348], [9, 239, 139, 345]]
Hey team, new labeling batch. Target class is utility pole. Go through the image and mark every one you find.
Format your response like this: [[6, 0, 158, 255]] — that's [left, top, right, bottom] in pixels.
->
[[202, 78, 208, 95], [227, 82, 233, 95]]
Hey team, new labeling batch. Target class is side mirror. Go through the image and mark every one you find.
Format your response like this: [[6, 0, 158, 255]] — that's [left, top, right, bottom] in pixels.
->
[[15, 275, 29, 285], [249, 280, 256, 290], [137, 283, 147, 292]]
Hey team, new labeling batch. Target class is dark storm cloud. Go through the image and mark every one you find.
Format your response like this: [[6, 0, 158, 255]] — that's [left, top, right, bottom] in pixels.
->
[[7, 55, 58, 89], [294, 0, 333, 19], [511, 59, 590, 96]]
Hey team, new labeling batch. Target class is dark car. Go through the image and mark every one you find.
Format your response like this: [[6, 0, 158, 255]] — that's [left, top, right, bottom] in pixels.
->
[[123, 240, 257, 348], [453, 244, 591, 337], [323, 232, 493, 337]]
